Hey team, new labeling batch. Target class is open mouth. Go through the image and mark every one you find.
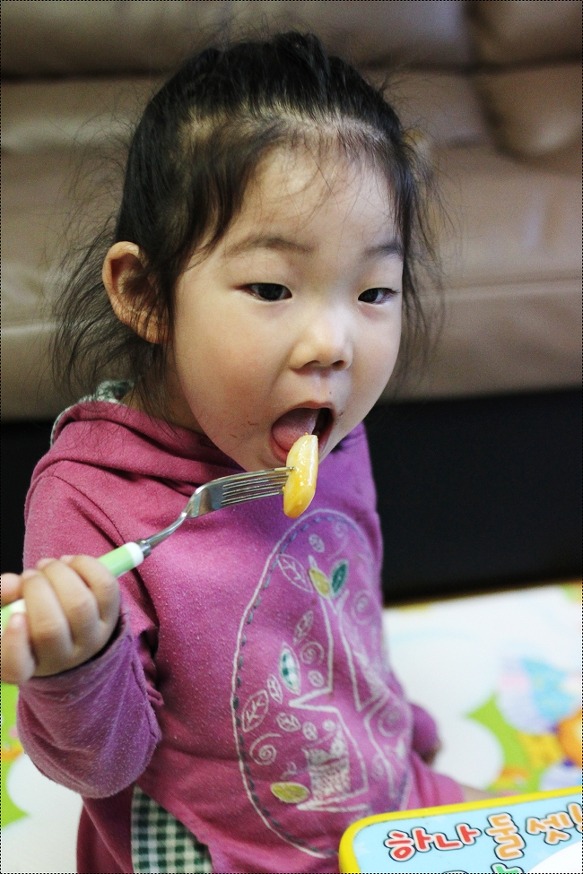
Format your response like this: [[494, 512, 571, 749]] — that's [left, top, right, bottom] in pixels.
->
[[271, 407, 333, 458]]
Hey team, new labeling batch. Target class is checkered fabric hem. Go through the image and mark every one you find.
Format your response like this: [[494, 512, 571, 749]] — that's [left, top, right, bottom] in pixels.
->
[[50, 380, 133, 444], [131, 785, 213, 873]]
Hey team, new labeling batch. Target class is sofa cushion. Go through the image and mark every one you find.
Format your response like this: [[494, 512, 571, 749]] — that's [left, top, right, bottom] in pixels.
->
[[1, 0, 472, 77], [378, 71, 492, 149], [2, 89, 580, 418], [475, 63, 582, 174], [1, 78, 158, 154], [467, 0, 582, 65], [0, 0, 228, 77], [1, 2, 581, 419], [389, 141, 582, 399]]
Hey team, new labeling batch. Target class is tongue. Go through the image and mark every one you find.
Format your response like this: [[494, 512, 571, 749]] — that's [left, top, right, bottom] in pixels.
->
[[272, 409, 319, 455]]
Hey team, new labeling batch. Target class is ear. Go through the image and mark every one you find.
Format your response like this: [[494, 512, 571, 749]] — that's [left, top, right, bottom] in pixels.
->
[[102, 242, 167, 344]]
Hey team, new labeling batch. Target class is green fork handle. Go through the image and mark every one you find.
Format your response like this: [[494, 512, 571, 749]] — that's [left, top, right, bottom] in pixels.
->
[[98, 541, 146, 576], [1, 542, 146, 623]]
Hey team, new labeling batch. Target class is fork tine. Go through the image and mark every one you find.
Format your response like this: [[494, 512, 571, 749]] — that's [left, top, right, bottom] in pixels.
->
[[221, 468, 289, 504], [224, 480, 287, 497], [91, 467, 292, 579], [221, 489, 284, 507], [225, 467, 289, 482], [221, 468, 289, 495], [222, 480, 286, 499]]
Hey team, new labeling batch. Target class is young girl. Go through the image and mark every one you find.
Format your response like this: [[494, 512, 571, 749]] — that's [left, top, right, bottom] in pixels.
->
[[1, 32, 483, 874]]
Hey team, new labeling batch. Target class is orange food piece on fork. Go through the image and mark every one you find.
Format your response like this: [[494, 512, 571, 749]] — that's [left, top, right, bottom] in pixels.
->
[[283, 434, 319, 518]]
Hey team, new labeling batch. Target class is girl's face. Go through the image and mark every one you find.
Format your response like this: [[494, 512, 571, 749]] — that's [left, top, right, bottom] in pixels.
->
[[162, 146, 403, 471]]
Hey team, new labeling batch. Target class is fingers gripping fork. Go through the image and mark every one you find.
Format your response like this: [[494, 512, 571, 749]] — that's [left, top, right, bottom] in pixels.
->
[[1, 467, 290, 621]]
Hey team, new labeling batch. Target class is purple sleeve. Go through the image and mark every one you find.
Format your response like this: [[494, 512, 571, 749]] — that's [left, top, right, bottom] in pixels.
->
[[387, 670, 440, 760], [17, 614, 161, 797], [17, 472, 162, 797], [409, 702, 440, 761]]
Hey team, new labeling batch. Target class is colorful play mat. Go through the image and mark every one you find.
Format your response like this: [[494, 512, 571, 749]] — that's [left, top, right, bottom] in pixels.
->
[[1, 581, 581, 873]]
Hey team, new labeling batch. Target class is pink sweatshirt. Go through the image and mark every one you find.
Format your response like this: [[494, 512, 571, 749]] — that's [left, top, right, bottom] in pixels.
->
[[18, 398, 462, 873]]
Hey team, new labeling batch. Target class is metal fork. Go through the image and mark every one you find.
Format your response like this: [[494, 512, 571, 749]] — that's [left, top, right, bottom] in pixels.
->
[[2, 467, 290, 619], [99, 466, 290, 577]]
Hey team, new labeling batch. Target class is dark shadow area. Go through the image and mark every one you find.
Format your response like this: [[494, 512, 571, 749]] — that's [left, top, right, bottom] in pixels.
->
[[2, 390, 581, 604], [366, 389, 582, 602]]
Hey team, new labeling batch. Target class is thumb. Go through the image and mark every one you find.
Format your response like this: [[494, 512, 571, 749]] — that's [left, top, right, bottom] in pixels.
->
[[1, 573, 23, 608], [1, 611, 37, 685]]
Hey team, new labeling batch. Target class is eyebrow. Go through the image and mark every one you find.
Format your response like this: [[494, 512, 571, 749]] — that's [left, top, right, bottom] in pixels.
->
[[365, 240, 404, 259], [225, 234, 313, 258], [225, 234, 403, 259]]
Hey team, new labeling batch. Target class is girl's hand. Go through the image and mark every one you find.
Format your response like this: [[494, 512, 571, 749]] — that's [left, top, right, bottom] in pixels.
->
[[1, 556, 120, 684]]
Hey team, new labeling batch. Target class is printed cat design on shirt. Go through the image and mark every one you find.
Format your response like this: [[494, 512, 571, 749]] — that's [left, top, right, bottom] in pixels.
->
[[231, 511, 412, 858]]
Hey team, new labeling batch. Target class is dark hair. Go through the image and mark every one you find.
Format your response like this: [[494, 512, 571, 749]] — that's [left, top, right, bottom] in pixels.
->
[[54, 31, 441, 412]]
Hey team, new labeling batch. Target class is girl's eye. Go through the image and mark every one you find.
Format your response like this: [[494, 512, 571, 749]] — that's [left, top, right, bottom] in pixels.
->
[[245, 283, 291, 302], [358, 287, 398, 304]]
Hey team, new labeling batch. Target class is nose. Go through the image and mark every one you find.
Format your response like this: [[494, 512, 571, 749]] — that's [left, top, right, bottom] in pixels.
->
[[290, 302, 353, 372]]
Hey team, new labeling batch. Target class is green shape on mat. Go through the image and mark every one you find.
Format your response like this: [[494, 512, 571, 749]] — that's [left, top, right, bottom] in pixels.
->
[[1, 680, 26, 827], [561, 581, 582, 602], [470, 694, 543, 794]]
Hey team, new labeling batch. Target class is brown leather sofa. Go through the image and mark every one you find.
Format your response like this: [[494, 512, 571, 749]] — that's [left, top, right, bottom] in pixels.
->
[[1, 1, 581, 597]]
